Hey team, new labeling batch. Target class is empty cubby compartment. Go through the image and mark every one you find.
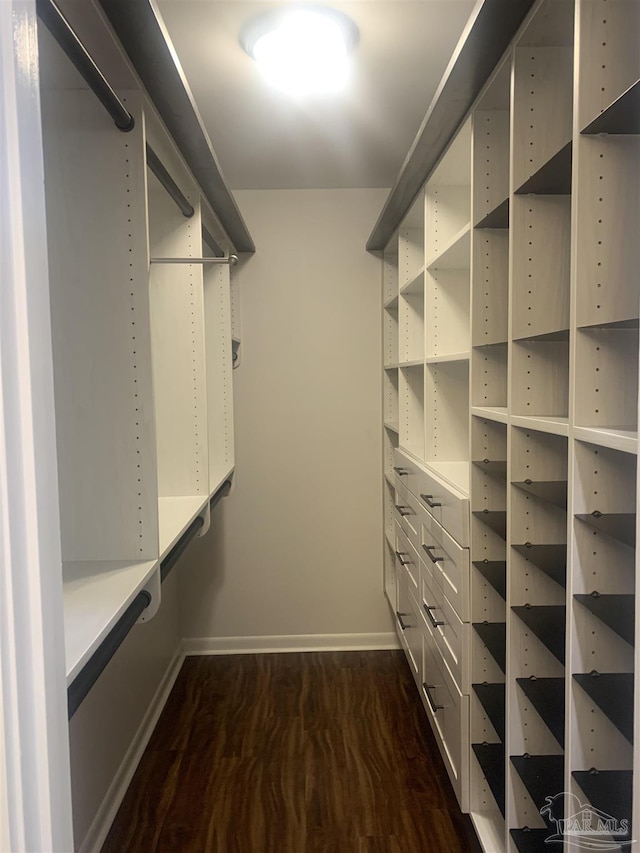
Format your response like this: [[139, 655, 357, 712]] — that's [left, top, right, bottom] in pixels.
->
[[472, 344, 507, 409], [425, 360, 470, 466], [575, 136, 640, 327], [473, 107, 510, 227], [398, 192, 425, 287], [575, 325, 639, 436], [472, 229, 509, 346], [511, 339, 569, 418], [511, 195, 571, 340], [578, 0, 640, 132], [399, 365, 425, 461], [425, 268, 470, 358], [383, 305, 399, 366], [398, 287, 425, 364]]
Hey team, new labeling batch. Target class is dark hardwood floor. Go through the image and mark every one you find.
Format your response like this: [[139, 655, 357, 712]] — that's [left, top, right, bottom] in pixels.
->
[[101, 650, 481, 852]]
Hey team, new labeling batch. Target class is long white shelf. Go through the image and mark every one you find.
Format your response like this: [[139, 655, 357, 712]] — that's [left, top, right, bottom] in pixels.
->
[[158, 494, 210, 561], [426, 223, 471, 270], [471, 406, 509, 425], [398, 359, 424, 369], [426, 351, 470, 364], [510, 415, 569, 436], [384, 420, 400, 434], [209, 464, 235, 499], [63, 559, 158, 684], [573, 426, 638, 455]]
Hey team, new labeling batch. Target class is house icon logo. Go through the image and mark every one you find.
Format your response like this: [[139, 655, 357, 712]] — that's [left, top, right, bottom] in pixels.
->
[[541, 793, 635, 849]]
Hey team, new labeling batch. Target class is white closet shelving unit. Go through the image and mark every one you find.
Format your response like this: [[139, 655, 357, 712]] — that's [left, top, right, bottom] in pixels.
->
[[37, 8, 241, 686], [379, 0, 640, 849]]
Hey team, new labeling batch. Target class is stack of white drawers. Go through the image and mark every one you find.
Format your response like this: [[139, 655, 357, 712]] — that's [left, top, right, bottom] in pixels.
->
[[392, 448, 471, 809]]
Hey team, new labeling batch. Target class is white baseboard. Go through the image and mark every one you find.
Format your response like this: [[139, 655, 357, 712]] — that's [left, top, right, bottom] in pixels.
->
[[183, 632, 400, 656], [78, 646, 185, 853]]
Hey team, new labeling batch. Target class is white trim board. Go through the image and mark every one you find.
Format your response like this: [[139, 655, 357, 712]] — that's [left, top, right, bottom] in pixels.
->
[[183, 633, 401, 656], [77, 648, 185, 853]]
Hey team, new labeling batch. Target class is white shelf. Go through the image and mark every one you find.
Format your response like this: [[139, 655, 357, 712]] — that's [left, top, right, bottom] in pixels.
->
[[208, 464, 235, 500], [385, 529, 394, 550], [383, 294, 399, 310], [384, 472, 395, 488], [384, 420, 400, 434], [426, 223, 471, 271], [399, 266, 425, 295], [63, 559, 158, 684], [426, 351, 470, 364], [398, 359, 424, 368], [384, 362, 399, 370], [510, 415, 569, 437], [158, 495, 209, 561], [573, 426, 638, 455], [427, 460, 470, 496], [471, 406, 509, 425]]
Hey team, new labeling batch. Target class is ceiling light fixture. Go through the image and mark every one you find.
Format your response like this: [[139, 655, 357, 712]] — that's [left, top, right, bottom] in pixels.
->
[[240, 6, 358, 96]]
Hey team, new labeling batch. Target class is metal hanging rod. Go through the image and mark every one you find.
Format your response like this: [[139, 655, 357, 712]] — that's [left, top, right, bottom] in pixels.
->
[[146, 145, 194, 218], [67, 589, 151, 720], [36, 0, 135, 132], [150, 255, 238, 266]]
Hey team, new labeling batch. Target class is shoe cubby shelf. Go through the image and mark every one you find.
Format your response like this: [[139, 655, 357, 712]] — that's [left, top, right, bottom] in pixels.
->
[[516, 676, 565, 747], [379, 1, 640, 848]]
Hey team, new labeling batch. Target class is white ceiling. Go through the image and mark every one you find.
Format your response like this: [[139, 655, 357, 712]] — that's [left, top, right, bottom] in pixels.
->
[[156, 0, 476, 190]]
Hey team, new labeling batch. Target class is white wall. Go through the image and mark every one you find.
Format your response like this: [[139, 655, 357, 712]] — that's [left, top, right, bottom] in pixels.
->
[[178, 189, 396, 650], [69, 572, 182, 852]]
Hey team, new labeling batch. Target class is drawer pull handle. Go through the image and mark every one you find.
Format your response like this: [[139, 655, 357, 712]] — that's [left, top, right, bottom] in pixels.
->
[[395, 550, 411, 566], [420, 493, 442, 508], [423, 603, 445, 629], [394, 467, 409, 475], [422, 544, 444, 564], [396, 611, 410, 631], [422, 682, 443, 712], [397, 506, 412, 517]]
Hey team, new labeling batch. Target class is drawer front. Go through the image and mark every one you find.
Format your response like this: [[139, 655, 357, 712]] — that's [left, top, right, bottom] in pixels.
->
[[394, 481, 421, 552], [423, 576, 470, 694], [419, 467, 469, 548], [392, 448, 423, 503], [396, 573, 421, 681], [395, 524, 420, 596], [420, 617, 470, 810], [395, 448, 469, 548], [420, 513, 470, 622]]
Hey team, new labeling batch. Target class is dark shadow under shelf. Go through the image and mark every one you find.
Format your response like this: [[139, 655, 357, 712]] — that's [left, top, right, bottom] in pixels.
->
[[473, 510, 507, 540], [510, 828, 554, 853], [511, 605, 566, 664], [572, 769, 633, 833], [512, 480, 567, 510], [473, 560, 506, 600], [516, 677, 565, 747], [575, 512, 636, 548], [473, 622, 506, 673], [573, 672, 634, 744], [475, 198, 509, 229], [574, 593, 635, 646], [515, 141, 572, 195], [511, 754, 564, 819], [473, 682, 505, 740], [472, 742, 505, 816], [511, 544, 566, 588], [582, 80, 640, 135], [473, 459, 507, 478]]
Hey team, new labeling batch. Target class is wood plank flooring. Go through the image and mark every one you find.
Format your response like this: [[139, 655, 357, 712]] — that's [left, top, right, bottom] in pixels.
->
[[101, 651, 481, 852]]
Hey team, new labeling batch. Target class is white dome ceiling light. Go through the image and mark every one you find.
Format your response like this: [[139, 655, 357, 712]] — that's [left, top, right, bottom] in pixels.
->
[[240, 6, 359, 96]]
